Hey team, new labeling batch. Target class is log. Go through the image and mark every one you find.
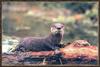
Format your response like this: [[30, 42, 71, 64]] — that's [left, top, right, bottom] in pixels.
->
[[2, 40, 98, 65], [60, 40, 98, 64]]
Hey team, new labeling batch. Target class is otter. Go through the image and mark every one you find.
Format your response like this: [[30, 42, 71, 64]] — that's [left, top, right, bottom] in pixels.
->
[[13, 23, 64, 52]]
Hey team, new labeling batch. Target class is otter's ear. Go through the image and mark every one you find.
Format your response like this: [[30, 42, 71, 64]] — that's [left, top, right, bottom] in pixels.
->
[[60, 24, 64, 28], [61, 23, 64, 26]]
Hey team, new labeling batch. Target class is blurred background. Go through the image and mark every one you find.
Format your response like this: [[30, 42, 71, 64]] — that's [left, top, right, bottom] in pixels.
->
[[2, 2, 98, 52]]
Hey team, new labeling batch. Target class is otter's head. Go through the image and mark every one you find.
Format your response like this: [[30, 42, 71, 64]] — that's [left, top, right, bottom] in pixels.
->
[[50, 23, 64, 35]]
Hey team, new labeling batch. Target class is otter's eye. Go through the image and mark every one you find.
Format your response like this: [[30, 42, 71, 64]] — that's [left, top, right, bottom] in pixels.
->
[[82, 43, 90, 46]]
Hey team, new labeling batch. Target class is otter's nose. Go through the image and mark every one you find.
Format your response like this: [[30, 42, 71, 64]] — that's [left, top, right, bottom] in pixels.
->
[[57, 27, 61, 30]]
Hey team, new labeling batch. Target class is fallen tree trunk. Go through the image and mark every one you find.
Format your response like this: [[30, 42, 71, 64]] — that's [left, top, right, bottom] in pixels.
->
[[60, 40, 98, 64], [2, 40, 98, 65], [60, 46, 98, 59]]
